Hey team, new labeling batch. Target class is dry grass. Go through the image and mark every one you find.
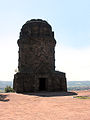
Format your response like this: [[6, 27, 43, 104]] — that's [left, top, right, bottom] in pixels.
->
[[74, 96, 90, 99]]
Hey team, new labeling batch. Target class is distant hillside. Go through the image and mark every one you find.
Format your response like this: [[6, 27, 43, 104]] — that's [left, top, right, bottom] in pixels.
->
[[0, 81, 90, 92], [0, 81, 13, 92], [67, 81, 90, 91]]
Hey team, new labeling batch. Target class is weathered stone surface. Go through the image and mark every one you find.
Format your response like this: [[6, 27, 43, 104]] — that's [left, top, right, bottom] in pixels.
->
[[13, 19, 67, 92]]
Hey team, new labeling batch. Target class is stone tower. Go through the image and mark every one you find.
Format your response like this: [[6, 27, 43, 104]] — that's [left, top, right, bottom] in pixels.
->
[[13, 19, 67, 92]]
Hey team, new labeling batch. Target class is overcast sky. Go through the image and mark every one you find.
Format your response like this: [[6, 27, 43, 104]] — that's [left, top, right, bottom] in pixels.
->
[[0, 0, 90, 81]]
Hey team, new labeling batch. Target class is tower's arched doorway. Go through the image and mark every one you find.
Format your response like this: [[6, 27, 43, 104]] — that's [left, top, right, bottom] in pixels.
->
[[39, 78, 46, 91]]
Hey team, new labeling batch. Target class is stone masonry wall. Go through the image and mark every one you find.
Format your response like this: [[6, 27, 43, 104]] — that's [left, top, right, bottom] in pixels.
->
[[13, 19, 67, 92]]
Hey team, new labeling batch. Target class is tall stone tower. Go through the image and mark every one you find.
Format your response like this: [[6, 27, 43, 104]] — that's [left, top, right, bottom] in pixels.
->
[[13, 19, 67, 92]]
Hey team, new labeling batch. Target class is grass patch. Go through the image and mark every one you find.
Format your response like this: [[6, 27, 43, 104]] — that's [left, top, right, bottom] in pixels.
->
[[74, 96, 90, 99]]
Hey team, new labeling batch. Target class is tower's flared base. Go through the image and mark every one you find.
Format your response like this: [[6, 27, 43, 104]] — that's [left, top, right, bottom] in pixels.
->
[[13, 71, 67, 93]]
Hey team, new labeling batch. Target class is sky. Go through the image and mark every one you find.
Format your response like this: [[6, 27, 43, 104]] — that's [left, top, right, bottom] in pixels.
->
[[0, 0, 90, 81]]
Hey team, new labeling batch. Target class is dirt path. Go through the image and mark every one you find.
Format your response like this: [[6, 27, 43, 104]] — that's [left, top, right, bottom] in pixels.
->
[[0, 91, 90, 120]]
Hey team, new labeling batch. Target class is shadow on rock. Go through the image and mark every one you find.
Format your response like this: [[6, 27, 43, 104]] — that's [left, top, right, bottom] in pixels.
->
[[0, 94, 9, 102], [22, 91, 77, 97]]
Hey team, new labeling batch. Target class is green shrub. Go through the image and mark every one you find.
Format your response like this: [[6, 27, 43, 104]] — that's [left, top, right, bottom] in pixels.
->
[[5, 86, 15, 93]]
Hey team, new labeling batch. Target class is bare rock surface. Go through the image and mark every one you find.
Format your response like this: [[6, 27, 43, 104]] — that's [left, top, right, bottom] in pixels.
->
[[0, 90, 90, 120]]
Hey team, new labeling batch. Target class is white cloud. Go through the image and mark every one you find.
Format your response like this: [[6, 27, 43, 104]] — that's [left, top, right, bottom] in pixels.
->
[[55, 45, 90, 81]]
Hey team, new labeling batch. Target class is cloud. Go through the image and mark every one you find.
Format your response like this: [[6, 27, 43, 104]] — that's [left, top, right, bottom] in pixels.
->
[[55, 45, 90, 81]]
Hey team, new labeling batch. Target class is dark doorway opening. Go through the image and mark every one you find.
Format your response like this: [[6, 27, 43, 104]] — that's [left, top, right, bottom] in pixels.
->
[[39, 78, 46, 91]]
